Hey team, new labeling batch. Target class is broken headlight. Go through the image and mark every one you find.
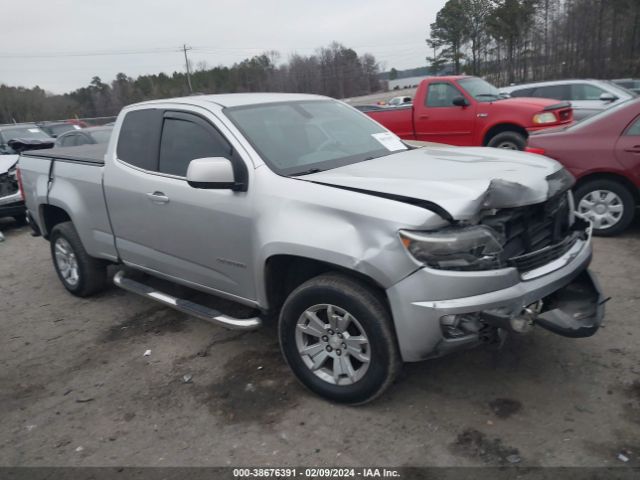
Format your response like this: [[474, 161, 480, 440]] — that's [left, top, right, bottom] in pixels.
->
[[399, 226, 504, 271]]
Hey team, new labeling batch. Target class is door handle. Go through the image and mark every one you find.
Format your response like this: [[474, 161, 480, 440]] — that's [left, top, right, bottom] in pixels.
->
[[418, 115, 430, 120], [146, 191, 169, 204], [624, 146, 640, 154]]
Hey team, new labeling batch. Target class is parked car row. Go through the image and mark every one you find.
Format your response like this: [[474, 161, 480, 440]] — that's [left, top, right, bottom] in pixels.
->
[[499, 79, 636, 120], [0, 121, 113, 223], [363, 75, 639, 236], [365, 75, 574, 150]]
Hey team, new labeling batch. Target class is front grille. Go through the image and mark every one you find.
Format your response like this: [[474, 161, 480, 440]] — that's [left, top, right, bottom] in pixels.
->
[[481, 193, 577, 273], [0, 171, 19, 198], [507, 233, 578, 272]]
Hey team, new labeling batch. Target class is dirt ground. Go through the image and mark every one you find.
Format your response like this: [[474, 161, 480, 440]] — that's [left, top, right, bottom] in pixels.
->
[[0, 215, 639, 468]]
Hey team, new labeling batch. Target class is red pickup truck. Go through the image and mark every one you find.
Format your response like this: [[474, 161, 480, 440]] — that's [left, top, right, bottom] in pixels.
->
[[366, 76, 573, 150]]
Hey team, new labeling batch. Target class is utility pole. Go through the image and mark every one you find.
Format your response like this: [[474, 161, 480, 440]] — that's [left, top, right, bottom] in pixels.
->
[[182, 44, 193, 94]]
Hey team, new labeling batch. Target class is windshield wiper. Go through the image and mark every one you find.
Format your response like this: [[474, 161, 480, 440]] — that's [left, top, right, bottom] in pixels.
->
[[476, 93, 501, 99], [289, 168, 324, 177]]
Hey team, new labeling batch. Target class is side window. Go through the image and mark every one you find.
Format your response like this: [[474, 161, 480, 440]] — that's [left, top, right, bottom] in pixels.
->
[[158, 113, 232, 177], [509, 88, 534, 97], [570, 84, 605, 101], [75, 134, 91, 146], [116, 109, 163, 171], [60, 135, 76, 147], [426, 83, 462, 107], [626, 116, 640, 136], [532, 85, 569, 100]]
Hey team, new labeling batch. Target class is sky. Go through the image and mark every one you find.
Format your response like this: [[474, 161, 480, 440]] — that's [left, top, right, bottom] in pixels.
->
[[0, 0, 446, 94]]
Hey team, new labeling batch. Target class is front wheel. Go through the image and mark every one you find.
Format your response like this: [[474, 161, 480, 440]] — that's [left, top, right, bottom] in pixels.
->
[[574, 180, 636, 236], [487, 131, 526, 150], [50, 221, 108, 297], [278, 273, 401, 404]]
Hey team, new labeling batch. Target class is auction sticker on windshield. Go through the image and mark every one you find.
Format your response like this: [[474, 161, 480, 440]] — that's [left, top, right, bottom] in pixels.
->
[[372, 132, 407, 151]]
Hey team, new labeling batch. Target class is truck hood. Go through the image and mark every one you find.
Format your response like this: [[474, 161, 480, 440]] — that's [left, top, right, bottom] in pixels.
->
[[302, 146, 571, 221], [0, 155, 19, 174]]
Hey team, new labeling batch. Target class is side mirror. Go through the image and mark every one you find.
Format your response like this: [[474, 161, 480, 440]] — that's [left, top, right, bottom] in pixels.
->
[[600, 92, 617, 102], [186, 157, 236, 189], [452, 96, 469, 107]]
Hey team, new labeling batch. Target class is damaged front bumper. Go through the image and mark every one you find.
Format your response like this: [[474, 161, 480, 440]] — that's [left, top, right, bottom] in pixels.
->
[[386, 224, 604, 362]]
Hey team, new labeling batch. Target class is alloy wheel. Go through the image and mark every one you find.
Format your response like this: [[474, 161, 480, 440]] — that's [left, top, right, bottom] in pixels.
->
[[295, 304, 371, 386]]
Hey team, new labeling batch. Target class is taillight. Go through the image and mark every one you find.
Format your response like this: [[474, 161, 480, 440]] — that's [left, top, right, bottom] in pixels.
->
[[525, 147, 546, 155], [15, 167, 25, 200]]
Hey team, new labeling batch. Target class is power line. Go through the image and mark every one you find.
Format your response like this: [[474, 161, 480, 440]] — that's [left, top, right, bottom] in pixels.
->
[[0, 41, 428, 60]]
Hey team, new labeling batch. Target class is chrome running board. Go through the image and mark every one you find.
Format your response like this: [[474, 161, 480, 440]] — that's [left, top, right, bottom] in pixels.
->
[[113, 270, 262, 330]]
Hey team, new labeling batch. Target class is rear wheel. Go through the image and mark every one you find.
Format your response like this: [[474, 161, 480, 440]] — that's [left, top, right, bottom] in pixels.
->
[[278, 273, 401, 404], [50, 221, 108, 296], [487, 131, 526, 150], [574, 179, 636, 236]]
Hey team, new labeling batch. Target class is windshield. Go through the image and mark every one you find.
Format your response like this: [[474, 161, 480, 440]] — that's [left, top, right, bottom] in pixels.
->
[[224, 100, 407, 176], [458, 77, 502, 102], [601, 80, 638, 98], [0, 126, 51, 154]]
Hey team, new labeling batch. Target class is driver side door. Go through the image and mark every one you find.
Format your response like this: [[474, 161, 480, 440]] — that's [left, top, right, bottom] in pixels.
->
[[415, 82, 477, 145], [105, 108, 256, 301]]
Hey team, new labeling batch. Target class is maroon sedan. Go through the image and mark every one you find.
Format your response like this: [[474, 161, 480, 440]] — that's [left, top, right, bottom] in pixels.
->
[[526, 98, 640, 235]]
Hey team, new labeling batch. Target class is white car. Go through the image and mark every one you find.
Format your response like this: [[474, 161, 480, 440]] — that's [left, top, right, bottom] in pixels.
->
[[499, 79, 636, 120], [386, 96, 412, 107]]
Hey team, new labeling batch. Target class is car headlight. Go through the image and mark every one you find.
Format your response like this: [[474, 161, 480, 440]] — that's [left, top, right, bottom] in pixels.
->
[[399, 226, 505, 271], [532, 112, 557, 124]]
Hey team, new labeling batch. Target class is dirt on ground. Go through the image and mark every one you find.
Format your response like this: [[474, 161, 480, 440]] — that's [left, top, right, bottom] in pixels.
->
[[0, 216, 639, 467]]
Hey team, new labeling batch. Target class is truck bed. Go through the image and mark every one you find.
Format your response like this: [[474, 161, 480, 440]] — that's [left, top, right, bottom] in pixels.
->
[[23, 144, 107, 165], [19, 143, 118, 261], [366, 106, 416, 140]]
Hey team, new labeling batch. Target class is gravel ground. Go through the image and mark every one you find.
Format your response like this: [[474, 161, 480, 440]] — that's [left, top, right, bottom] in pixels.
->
[[0, 215, 639, 468]]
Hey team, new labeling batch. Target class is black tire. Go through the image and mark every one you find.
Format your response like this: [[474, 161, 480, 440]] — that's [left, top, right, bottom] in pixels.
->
[[278, 273, 401, 405], [487, 131, 527, 150], [50, 221, 108, 297], [574, 179, 636, 236]]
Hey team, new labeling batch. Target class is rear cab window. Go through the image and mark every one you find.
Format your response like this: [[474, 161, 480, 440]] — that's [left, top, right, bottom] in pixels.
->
[[116, 109, 164, 171]]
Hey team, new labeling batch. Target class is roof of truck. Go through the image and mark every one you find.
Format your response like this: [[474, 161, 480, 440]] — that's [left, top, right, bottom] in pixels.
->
[[134, 92, 328, 109]]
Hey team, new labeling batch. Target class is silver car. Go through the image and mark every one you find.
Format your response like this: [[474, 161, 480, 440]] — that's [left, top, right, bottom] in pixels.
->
[[500, 79, 636, 120]]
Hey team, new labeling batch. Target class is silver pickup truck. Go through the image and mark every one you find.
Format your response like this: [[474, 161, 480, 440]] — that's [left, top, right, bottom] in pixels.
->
[[18, 93, 605, 404]]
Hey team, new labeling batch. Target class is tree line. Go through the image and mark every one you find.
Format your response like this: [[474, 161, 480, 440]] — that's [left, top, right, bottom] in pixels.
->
[[0, 42, 382, 124], [428, 0, 640, 86]]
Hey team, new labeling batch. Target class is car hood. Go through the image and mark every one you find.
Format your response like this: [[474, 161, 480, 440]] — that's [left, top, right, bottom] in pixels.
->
[[301, 146, 570, 221], [0, 155, 19, 174]]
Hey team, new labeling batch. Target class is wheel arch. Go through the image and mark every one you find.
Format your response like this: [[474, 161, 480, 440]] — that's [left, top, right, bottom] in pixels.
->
[[263, 254, 390, 315], [574, 172, 640, 204], [39, 204, 72, 239], [482, 123, 529, 146]]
